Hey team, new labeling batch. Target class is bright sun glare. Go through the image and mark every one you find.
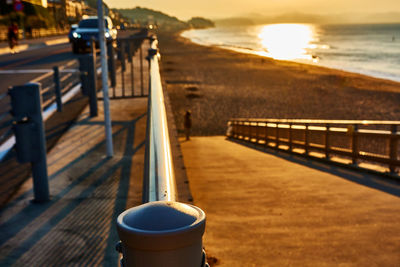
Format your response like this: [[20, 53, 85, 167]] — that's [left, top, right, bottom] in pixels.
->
[[258, 24, 317, 61]]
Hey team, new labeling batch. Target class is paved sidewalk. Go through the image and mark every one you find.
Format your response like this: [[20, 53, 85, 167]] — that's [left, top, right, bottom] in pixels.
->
[[0, 36, 68, 55], [0, 97, 148, 265], [181, 136, 400, 266]]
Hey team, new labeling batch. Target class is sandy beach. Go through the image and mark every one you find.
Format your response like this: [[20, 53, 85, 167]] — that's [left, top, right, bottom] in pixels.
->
[[157, 32, 400, 136]]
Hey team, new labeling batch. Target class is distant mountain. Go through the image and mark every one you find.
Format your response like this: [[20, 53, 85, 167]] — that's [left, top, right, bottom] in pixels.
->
[[114, 7, 188, 30], [114, 7, 215, 31]]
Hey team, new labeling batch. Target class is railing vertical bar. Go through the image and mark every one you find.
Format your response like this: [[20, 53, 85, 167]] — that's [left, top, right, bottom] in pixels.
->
[[120, 41, 126, 97], [389, 125, 398, 173], [264, 123, 268, 147], [140, 44, 144, 96], [129, 41, 135, 97], [325, 124, 330, 159], [276, 123, 279, 149], [289, 123, 293, 151], [305, 123, 309, 155], [352, 124, 358, 165]]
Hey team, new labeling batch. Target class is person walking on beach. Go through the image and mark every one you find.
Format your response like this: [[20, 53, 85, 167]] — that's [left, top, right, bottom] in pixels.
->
[[184, 110, 192, 141], [8, 22, 19, 54]]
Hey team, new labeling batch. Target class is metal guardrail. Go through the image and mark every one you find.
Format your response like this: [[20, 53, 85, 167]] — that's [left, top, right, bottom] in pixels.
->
[[143, 38, 177, 203], [228, 118, 400, 175], [0, 60, 82, 162]]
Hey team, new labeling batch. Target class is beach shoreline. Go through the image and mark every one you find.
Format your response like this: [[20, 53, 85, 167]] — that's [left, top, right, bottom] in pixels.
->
[[181, 24, 400, 83], [157, 31, 400, 136]]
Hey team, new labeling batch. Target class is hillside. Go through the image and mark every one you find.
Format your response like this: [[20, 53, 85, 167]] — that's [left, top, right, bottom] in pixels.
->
[[115, 7, 188, 30]]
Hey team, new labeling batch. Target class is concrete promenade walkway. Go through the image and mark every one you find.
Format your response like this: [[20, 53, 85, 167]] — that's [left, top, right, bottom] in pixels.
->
[[0, 97, 148, 266], [181, 136, 400, 266]]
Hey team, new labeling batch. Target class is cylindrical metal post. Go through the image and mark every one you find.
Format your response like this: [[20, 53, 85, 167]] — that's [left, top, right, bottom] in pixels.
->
[[97, 0, 114, 158], [116, 201, 206, 267], [9, 83, 50, 203], [53, 66, 63, 112]]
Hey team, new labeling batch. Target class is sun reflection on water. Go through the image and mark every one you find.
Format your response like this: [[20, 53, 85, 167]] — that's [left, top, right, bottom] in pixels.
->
[[258, 24, 318, 62]]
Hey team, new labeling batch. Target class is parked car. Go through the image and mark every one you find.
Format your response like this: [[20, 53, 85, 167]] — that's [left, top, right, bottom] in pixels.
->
[[70, 16, 117, 54]]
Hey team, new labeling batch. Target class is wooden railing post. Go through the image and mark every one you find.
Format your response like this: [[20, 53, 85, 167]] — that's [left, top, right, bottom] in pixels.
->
[[255, 122, 259, 143], [352, 124, 358, 165], [305, 123, 309, 155], [289, 123, 293, 152], [247, 122, 251, 141], [325, 124, 330, 159], [276, 123, 279, 149], [389, 125, 398, 173]]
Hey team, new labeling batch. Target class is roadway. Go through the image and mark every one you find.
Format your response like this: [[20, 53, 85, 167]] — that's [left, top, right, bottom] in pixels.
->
[[0, 42, 76, 93]]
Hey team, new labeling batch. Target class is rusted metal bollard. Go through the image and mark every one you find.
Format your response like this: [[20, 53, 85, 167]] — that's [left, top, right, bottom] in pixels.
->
[[116, 201, 207, 267]]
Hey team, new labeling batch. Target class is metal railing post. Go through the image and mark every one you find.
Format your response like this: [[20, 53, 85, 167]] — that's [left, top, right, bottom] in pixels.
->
[[53, 66, 62, 112], [107, 41, 116, 90], [118, 40, 126, 96], [116, 201, 207, 267], [140, 44, 144, 96], [389, 125, 398, 173], [78, 53, 98, 117], [9, 83, 49, 203], [88, 50, 98, 117], [127, 40, 135, 96]]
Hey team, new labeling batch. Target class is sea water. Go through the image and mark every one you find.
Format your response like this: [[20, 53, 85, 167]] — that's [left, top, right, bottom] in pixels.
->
[[182, 23, 400, 82]]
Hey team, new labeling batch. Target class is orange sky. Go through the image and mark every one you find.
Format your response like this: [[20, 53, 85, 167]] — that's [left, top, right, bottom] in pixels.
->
[[106, 0, 400, 21]]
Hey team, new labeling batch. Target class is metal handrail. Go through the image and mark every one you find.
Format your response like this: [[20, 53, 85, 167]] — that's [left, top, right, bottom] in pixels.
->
[[144, 38, 177, 202]]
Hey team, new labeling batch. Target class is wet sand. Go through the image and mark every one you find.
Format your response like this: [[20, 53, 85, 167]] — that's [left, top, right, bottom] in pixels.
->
[[157, 32, 400, 136]]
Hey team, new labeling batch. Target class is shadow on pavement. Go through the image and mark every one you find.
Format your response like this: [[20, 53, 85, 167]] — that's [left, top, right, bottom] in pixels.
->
[[228, 138, 400, 198]]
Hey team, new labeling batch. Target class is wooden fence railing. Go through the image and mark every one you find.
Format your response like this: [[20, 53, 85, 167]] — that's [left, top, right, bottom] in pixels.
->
[[228, 119, 400, 175]]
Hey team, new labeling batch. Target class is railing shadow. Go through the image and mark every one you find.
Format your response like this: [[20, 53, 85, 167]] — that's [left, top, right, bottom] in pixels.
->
[[0, 112, 146, 266], [228, 138, 400, 198], [0, 94, 88, 208]]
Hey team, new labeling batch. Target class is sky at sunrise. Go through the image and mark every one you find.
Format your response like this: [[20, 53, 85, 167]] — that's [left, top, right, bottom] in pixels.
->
[[105, 0, 400, 20]]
